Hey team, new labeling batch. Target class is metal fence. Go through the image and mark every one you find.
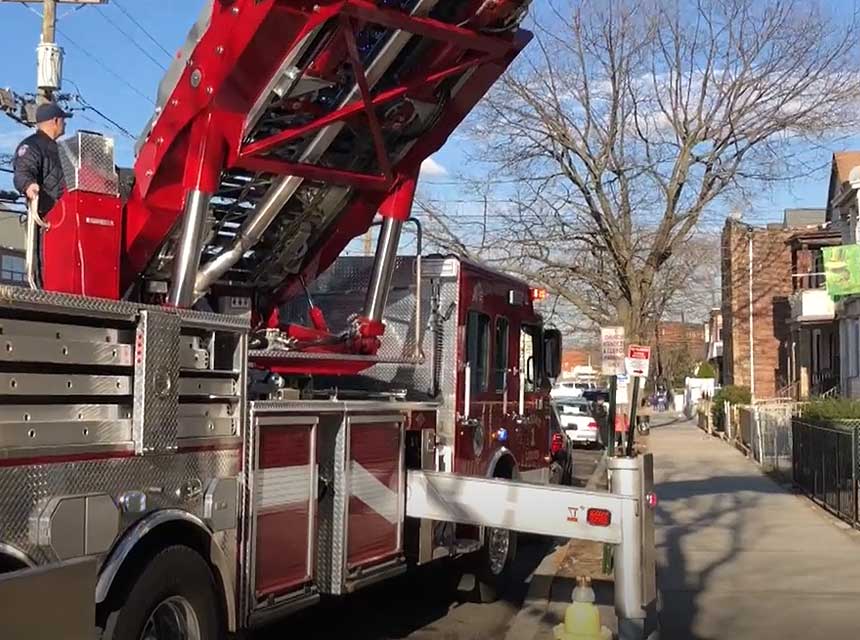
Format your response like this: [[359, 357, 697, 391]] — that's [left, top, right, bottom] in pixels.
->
[[720, 402, 798, 476], [792, 419, 860, 525]]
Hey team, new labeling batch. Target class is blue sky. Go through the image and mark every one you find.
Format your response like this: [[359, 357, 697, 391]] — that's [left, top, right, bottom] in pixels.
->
[[0, 1, 458, 180], [0, 0, 853, 226]]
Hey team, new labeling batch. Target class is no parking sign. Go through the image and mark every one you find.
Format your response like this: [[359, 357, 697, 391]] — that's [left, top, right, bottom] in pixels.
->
[[625, 345, 651, 378]]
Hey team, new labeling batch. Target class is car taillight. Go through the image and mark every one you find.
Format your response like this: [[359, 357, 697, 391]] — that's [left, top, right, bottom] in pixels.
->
[[587, 508, 612, 527], [587, 421, 598, 430], [551, 433, 564, 455]]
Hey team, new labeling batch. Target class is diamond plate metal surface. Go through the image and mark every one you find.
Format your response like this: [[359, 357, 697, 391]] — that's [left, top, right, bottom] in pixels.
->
[[314, 411, 348, 595], [280, 256, 420, 361], [58, 132, 119, 196], [0, 286, 249, 332], [305, 268, 460, 438], [134, 311, 181, 454], [0, 449, 240, 566]]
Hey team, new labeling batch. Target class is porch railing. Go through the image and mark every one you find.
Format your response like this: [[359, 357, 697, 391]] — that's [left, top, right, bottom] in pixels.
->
[[791, 271, 827, 291], [811, 369, 840, 397]]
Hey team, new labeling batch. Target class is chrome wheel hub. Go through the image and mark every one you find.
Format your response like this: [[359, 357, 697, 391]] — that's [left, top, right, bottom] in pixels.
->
[[141, 596, 201, 640], [487, 528, 511, 575]]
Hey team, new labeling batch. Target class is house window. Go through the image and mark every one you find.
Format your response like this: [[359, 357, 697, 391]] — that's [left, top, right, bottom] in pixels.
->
[[466, 311, 491, 393], [0, 254, 25, 284], [494, 317, 509, 391]]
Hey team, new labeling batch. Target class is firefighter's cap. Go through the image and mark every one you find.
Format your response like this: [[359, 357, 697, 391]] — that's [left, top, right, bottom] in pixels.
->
[[35, 102, 72, 124]]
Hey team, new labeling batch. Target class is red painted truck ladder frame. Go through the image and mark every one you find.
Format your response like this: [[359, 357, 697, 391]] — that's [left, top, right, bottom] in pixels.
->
[[124, 0, 531, 306]]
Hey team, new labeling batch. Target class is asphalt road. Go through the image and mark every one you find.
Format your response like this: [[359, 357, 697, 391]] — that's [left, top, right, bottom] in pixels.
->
[[253, 447, 604, 640]]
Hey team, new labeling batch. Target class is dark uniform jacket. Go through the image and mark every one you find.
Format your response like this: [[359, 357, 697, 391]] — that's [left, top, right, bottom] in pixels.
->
[[13, 130, 65, 215]]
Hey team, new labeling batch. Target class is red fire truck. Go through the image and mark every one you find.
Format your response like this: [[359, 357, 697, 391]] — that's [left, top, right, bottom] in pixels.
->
[[0, 2, 595, 638]]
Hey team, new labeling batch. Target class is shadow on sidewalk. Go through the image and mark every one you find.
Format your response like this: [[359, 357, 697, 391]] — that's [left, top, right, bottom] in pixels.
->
[[655, 466, 780, 639]]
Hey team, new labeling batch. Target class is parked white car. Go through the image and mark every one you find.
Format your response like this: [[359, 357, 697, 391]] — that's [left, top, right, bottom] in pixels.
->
[[553, 398, 601, 447], [551, 381, 594, 400]]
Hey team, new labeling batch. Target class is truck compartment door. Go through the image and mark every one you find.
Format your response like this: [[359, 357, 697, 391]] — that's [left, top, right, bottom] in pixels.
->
[[252, 414, 318, 603], [0, 557, 96, 640]]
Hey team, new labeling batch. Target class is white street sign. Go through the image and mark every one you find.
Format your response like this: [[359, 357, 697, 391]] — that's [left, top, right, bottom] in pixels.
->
[[601, 326, 626, 376], [625, 345, 651, 378]]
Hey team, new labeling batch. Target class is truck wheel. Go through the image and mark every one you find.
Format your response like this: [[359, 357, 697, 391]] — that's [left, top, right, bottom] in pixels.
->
[[99, 545, 222, 640], [474, 526, 518, 603]]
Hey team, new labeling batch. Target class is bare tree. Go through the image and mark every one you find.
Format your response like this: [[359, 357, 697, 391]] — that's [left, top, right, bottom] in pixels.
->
[[420, 0, 860, 341]]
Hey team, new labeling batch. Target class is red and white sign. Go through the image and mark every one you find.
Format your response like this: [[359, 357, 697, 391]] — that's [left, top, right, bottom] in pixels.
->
[[625, 345, 651, 378]]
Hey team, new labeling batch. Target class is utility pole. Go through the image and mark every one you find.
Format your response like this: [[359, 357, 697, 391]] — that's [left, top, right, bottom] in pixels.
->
[[38, 0, 58, 103], [0, 0, 107, 122]]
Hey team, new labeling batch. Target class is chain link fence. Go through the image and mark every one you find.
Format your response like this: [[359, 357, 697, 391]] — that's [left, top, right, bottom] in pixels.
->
[[716, 401, 799, 478]]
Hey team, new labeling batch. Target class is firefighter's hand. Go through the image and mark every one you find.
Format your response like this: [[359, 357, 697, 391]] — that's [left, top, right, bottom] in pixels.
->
[[25, 184, 39, 201]]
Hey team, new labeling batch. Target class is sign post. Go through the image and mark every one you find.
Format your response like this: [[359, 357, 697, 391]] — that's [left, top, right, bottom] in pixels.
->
[[601, 327, 626, 457], [624, 345, 651, 457]]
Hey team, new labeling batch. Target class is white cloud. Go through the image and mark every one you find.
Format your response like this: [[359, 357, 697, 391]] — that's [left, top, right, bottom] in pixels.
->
[[420, 156, 448, 178]]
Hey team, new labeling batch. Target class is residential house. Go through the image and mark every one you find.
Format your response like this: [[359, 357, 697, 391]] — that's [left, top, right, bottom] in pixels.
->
[[824, 152, 860, 398], [0, 248, 25, 286], [721, 217, 795, 399], [704, 308, 723, 384], [786, 223, 841, 398], [0, 190, 27, 286]]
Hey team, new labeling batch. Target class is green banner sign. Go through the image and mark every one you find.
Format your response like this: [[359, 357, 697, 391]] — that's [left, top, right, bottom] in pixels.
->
[[824, 244, 860, 299]]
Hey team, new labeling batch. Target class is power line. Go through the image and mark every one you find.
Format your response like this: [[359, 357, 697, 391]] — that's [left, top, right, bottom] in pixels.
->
[[55, 25, 155, 105], [15, 4, 155, 105], [78, 101, 136, 140], [64, 78, 137, 140], [112, 0, 173, 60], [96, 6, 167, 71]]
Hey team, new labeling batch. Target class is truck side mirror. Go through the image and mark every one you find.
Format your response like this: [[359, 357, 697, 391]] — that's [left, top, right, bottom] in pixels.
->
[[544, 328, 562, 379]]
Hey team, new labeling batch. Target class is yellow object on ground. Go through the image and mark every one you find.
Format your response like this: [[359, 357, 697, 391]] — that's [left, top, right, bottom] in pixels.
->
[[553, 577, 613, 640]]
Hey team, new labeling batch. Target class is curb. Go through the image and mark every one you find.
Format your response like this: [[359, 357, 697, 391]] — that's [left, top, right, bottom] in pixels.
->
[[503, 454, 609, 640]]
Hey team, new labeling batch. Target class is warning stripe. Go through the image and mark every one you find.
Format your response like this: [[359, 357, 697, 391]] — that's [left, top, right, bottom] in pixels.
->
[[350, 460, 399, 525], [255, 465, 312, 511]]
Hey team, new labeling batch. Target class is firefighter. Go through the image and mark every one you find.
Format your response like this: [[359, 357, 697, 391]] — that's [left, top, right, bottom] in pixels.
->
[[13, 102, 71, 214], [12, 102, 71, 286]]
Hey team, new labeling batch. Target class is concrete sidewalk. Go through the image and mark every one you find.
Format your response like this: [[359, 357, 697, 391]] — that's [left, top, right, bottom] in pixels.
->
[[651, 420, 860, 639]]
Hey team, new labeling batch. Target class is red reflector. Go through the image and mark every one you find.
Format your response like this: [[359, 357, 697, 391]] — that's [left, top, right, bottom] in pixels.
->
[[646, 492, 658, 509], [587, 508, 612, 527], [551, 433, 565, 455]]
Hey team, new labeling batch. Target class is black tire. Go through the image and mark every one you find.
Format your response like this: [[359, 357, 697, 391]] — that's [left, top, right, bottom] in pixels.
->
[[474, 526, 518, 603], [99, 545, 223, 640]]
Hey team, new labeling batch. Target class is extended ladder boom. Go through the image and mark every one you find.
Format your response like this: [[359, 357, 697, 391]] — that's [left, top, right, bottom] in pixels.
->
[[125, 0, 532, 317]]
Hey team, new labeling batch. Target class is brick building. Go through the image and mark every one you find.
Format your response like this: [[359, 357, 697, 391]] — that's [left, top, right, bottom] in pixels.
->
[[654, 321, 705, 350], [560, 347, 601, 380], [720, 212, 823, 399], [651, 321, 706, 384]]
